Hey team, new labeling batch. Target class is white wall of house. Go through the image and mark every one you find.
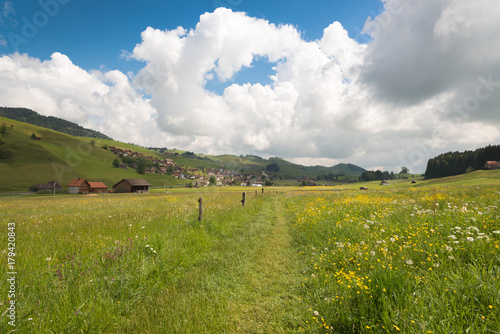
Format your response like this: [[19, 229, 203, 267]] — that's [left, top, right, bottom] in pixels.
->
[[68, 186, 80, 194]]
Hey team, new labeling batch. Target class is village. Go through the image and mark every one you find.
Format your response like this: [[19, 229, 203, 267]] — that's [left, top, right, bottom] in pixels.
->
[[107, 146, 291, 188], [28, 146, 301, 194]]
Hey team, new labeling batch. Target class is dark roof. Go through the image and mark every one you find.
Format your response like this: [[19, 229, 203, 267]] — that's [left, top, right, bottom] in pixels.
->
[[113, 179, 151, 188]]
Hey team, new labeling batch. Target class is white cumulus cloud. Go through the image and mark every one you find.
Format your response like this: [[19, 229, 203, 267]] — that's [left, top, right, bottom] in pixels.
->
[[1, 1, 500, 173]]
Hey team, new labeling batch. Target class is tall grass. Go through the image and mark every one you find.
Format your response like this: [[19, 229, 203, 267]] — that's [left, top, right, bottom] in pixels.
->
[[1, 185, 500, 333], [285, 186, 500, 333]]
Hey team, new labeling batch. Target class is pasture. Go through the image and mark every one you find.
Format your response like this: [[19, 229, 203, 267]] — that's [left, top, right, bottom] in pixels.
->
[[1, 185, 499, 333]]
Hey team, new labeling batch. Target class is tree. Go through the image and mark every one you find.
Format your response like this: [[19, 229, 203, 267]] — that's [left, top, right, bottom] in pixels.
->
[[209, 176, 217, 186], [90, 139, 96, 146], [31, 133, 37, 139], [265, 163, 280, 173], [0, 123, 7, 134], [400, 166, 409, 174], [112, 158, 120, 168]]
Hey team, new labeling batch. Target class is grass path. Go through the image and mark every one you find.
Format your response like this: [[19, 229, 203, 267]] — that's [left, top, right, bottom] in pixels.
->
[[120, 193, 308, 333], [227, 194, 308, 333]]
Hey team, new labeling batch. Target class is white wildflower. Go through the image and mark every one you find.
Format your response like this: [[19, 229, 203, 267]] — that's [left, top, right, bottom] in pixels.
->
[[445, 246, 453, 251], [467, 237, 474, 242], [46, 257, 51, 261], [313, 310, 319, 316], [406, 260, 414, 265]]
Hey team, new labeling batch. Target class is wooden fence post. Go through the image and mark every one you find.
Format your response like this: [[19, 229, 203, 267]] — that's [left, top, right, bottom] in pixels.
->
[[241, 192, 246, 206], [198, 197, 203, 221]]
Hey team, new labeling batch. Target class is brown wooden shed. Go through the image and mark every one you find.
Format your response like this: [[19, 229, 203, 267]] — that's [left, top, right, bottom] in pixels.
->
[[113, 179, 151, 193]]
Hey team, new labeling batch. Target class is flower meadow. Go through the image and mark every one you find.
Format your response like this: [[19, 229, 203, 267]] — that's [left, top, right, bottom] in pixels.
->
[[286, 186, 500, 333], [0, 185, 499, 333]]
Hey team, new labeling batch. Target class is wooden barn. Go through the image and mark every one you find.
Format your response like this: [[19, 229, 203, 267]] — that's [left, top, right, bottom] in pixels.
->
[[112, 179, 151, 193], [68, 179, 91, 194], [31, 181, 62, 192], [89, 182, 108, 193]]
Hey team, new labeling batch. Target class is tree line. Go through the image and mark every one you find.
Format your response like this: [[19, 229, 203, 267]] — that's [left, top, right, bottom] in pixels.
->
[[0, 107, 111, 140], [424, 145, 500, 179]]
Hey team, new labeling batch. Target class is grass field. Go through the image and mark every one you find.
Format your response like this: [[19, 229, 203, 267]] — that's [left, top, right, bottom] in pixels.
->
[[1, 182, 500, 333]]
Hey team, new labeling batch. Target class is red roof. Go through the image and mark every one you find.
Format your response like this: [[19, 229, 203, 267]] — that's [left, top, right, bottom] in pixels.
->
[[89, 182, 107, 189], [68, 179, 87, 187]]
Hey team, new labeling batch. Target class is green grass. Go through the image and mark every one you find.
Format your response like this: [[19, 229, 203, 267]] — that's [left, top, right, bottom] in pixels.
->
[[285, 185, 500, 333], [1, 159, 500, 332], [0, 117, 183, 192]]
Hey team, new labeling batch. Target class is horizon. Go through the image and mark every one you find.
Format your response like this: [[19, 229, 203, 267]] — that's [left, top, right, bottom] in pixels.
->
[[1, 0, 500, 173]]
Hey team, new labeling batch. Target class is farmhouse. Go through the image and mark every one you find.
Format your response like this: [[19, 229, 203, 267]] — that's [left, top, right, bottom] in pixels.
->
[[89, 182, 108, 193], [68, 179, 91, 194], [484, 161, 500, 170], [113, 179, 151, 193], [31, 181, 62, 192]]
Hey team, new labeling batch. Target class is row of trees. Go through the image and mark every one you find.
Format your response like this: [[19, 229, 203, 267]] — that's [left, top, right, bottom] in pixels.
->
[[358, 167, 409, 182], [424, 145, 500, 179], [0, 107, 111, 139]]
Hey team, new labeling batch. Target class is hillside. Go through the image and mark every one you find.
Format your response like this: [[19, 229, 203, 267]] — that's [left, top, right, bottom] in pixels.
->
[[0, 114, 366, 192], [0, 116, 181, 192], [0, 107, 111, 140]]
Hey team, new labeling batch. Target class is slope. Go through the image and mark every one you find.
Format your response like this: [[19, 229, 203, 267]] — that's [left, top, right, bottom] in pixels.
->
[[0, 117, 180, 192]]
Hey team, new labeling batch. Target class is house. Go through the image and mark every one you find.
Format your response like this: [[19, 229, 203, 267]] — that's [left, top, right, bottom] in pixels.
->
[[380, 180, 389, 186], [68, 179, 91, 194], [30, 181, 62, 192], [113, 179, 151, 193], [484, 161, 500, 170], [144, 167, 156, 174], [89, 182, 108, 193]]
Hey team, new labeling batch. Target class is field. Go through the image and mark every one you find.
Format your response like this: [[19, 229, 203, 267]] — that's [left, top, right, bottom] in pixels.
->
[[1, 184, 500, 333]]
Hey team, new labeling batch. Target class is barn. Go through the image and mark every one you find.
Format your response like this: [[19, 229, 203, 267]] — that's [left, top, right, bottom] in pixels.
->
[[89, 182, 108, 193], [113, 179, 151, 193], [31, 181, 62, 192], [68, 179, 91, 194]]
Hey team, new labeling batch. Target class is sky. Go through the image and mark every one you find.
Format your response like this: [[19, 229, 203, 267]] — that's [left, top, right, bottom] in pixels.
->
[[1, 0, 500, 173]]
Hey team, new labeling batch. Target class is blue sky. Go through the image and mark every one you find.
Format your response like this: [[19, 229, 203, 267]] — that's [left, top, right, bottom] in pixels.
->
[[1, 0, 499, 172], [1, 0, 381, 82]]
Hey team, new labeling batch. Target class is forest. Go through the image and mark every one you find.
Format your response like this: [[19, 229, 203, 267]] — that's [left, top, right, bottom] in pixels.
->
[[0, 107, 111, 140], [424, 144, 500, 179]]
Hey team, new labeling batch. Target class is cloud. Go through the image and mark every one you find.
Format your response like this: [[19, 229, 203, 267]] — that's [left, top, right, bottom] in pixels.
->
[[0, 52, 167, 145], [1, 2, 500, 173]]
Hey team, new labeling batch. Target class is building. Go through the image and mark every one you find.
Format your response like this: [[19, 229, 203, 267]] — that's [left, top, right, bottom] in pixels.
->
[[484, 161, 500, 170], [30, 181, 62, 192], [68, 179, 91, 194], [89, 182, 108, 193], [113, 179, 151, 193]]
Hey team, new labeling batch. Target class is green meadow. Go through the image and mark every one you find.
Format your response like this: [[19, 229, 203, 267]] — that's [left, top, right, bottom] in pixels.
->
[[1, 181, 500, 333]]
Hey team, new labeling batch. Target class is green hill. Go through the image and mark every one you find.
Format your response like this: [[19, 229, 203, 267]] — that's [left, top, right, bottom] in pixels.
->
[[0, 114, 367, 192], [0, 116, 181, 192]]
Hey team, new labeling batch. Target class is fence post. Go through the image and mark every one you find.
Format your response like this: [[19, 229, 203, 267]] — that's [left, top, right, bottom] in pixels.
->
[[241, 192, 246, 206], [198, 197, 203, 221]]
